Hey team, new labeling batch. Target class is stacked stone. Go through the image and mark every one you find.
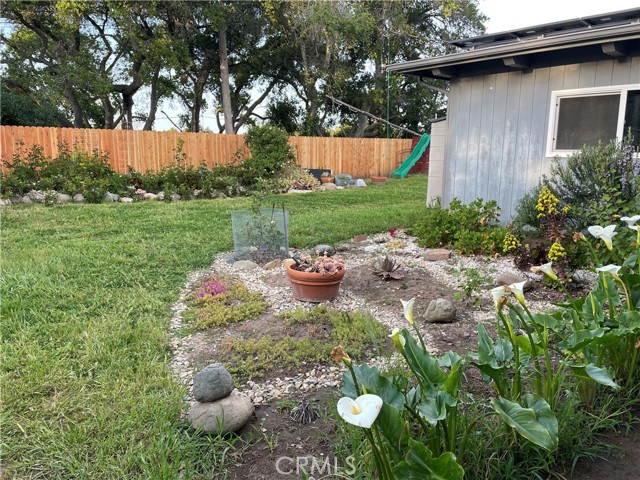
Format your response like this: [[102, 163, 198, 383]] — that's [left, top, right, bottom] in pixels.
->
[[188, 363, 254, 434]]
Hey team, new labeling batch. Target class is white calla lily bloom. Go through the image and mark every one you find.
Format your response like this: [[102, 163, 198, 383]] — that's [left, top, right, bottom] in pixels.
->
[[507, 281, 527, 305], [530, 262, 558, 282], [388, 328, 406, 351], [491, 286, 508, 311], [401, 298, 415, 325], [595, 264, 622, 276], [621, 215, 640, 231], [587, 225, 617, 250], [337, 394, 383, 429]]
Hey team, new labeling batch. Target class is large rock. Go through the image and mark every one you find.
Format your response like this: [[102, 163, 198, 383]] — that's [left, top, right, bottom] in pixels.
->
[[188, 391, 254, 434], [28, 191, 45, 203], [424, 249, 452, 261], [423, 298, 456, 323], [56, 193, 72, 204], [104, 192, 120, 202], [170, 193, 181, 201], [119, 197, 134, 203], [263, 259, 282, 270], [0, 199, 11, 207], [73, 193, 85, 203], [143, 192, 158, 201], [323, 183, 337, 191], [193, 363, 234, 402], [21, 195, 32, 204], [496, 272, 532, 291], [233, 260, 260, 270], [355, 179, 367, 187]]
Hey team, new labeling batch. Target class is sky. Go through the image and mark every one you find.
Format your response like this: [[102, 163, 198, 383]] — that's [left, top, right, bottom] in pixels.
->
[[154, 1, 640, 131], [479, 0, 640, 33]]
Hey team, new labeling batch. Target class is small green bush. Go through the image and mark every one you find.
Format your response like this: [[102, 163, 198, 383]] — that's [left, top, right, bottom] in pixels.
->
[[238, 125, 296, 188], [410, 198, 506, 254]]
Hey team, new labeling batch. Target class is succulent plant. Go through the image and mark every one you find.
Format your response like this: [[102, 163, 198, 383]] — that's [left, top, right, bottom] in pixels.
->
[[373, 255, 404, 280]]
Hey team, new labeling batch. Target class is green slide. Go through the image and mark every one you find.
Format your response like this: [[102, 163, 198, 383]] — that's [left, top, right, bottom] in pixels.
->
[[392, 133, 431, 179]]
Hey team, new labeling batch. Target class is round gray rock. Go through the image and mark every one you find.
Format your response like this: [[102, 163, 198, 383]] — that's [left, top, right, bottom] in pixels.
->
[[73, 193, 85, 203], [193, 363, 234, 402], [56, 193, 72, 204], [314, 244, 335, 257], [233, 260, 260, 271], [423, 298, 457, 323], [496, 272, 532, 291], [188, 391, 254, 434]]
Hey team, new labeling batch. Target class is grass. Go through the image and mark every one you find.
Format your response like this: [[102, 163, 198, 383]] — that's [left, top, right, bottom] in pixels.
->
[[0, 175, 428, 479]]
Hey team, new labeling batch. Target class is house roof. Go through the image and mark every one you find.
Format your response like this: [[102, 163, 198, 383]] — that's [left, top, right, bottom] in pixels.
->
[[388, 8, 640, 80]]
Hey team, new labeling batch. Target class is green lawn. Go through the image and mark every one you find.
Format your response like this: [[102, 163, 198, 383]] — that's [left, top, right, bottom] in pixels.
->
[[0, 176, 427, 479]]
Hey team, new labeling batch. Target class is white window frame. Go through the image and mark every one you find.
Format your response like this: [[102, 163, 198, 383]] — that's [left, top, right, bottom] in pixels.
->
[[546, 83, 640, 157]]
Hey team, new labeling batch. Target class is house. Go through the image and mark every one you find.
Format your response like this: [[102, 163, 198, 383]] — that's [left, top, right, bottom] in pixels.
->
[[388, 8, 640, 221]]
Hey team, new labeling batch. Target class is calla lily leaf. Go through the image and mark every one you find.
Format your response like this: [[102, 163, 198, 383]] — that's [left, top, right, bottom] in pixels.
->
[[393, 439, 464, 480], [569, 363, 620, 390], [375, 401, 409, 456], [438, 350, 464, 368], [417, 391, 457, 426], [558, 328, 606, 352], [491, 394, 558, 451], [530, 313, 563, 331], [401, 329, 447, 387], [341, 364, 404, 410]]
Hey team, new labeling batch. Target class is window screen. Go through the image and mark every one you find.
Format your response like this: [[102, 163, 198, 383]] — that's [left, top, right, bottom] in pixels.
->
[[555, 94, 620, 150], [623, 90, 640, 147]]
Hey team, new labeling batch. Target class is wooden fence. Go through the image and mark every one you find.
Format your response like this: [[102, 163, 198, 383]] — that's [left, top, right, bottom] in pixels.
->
[[0, 127, 415, 178]]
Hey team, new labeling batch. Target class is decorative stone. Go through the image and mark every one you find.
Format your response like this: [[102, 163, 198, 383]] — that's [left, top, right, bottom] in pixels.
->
[[424, 249, 452, 261], [170, 193, 181, 201], [73, 193, 85, 203], [104, 192, 119, 202], [119, 197, 133, 203], [287, 189, 313, 194], [323, 183, 337, 191], [135, 188, 146, 196], [193, 189, 202, 198], [28, 191, 45, 203], [263, 259, 282, 270], [353, 234, 367, 242], [56, 193, 72, 204], [21, 195, 32, 204], [188, 391, 254, 434], [143, 192, 158, 201], [314, 244, 335, 257], [233, 260, 260, 270], [193, 363, 234, 402], [283, 258, 296, 269], [423, 298, 457, 323], [496, 272, 532, 291], [0, 199, 11, 207], [355, 179, 367, 187], [157, 191, 165, 201]]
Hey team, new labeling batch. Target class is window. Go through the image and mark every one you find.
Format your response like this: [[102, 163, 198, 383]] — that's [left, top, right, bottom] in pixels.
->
[[547, 84, 640, 156]]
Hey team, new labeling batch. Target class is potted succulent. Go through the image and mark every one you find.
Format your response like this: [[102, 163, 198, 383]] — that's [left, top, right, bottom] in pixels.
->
[[320, 171, 335, 184], [286, 253, 345, 302]]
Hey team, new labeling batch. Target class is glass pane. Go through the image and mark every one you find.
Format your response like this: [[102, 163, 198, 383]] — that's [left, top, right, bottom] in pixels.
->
[[623, 90, 640, 148], [556, 94, 620, 150]]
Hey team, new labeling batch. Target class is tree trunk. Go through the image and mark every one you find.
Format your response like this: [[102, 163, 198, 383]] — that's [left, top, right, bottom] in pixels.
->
[[143, 66, 161, 131], [102, 96, 114, 129], [218, 27, 234, 134], [65, 81, 85, 128]]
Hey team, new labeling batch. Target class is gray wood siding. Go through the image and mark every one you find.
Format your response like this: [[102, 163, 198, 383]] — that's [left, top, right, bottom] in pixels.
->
[[442, 57, 640, 221]]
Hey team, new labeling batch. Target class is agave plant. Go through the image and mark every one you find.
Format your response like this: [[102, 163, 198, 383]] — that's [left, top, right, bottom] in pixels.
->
[[373, 255, 404, 280]]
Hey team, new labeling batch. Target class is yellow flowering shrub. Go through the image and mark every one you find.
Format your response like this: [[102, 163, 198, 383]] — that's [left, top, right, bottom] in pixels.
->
[[536, 186, 560, 218], [547, 241, 567, 261], [502, 231, 521, 253]]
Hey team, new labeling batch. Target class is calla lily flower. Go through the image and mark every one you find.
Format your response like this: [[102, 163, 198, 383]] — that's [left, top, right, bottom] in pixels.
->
[[621, 215, 640, 231], [530, 262, 558, 282], [401, 298, 415, 325], [337, 394, 383, 429], [596, 264, 622, 276], [491, 286, 508, 311], [587, 225, 617, 251], [330, 346, 351, 365], [388, 328, 406, 352], [507, 281, 527, 306]]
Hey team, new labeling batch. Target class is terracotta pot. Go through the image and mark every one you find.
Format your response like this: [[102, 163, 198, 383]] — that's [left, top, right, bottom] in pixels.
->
[[286, 264, 346, 302], [320, 176, 335, 184], [371, 176, 386, 184]]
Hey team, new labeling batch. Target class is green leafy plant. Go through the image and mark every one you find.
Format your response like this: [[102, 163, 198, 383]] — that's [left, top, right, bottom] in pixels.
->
[[410, 198, 507, 255], [372, 256, 404, 281]]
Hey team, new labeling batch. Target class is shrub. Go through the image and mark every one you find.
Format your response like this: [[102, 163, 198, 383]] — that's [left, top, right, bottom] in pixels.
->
[[238, 125, 295, 188], [546, 138, 640, 228], [410, 198, 506, 255], [270, 164, 321, 193]]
